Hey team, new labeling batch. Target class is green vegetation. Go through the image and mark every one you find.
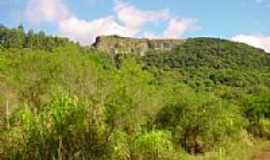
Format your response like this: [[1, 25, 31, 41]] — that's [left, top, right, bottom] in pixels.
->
[[0, 26, 270, 159], [0, 25, 77, 51]]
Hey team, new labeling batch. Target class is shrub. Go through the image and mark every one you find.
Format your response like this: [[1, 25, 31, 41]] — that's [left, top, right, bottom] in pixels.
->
[[131, 130, 178, 160], [110, 130, 130, 160], [2, 92, 112, 160], [156, 92, 246, 153], [244, 93, 270, 138]]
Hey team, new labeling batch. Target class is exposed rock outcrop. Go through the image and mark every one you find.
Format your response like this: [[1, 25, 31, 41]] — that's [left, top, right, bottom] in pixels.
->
[[92, 35, 185, 56]]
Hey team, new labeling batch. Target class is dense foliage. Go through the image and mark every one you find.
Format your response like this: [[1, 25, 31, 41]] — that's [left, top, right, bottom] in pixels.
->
[[142, 38, 270, 90], [0, 26, 270, 160], [0, 25, 77, 51]]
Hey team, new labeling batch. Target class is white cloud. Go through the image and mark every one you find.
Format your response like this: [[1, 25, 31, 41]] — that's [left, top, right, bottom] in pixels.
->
[[163, 18, 194, 38], [58, 16, 133, 45], [231, 34, 270, 52], [25, 0, 132, 44], [25, 0, 70, 24], [25, 0, 196, 45], [114, 0, 169, 34], [143, 18, 195, 39]]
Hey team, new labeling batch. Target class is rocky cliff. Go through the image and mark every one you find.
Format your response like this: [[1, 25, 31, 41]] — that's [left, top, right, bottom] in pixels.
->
[[92, 35, 185, 56]]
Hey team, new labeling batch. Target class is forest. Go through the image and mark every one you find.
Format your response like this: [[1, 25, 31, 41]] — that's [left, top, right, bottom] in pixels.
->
[[0, 25, 270, 160]]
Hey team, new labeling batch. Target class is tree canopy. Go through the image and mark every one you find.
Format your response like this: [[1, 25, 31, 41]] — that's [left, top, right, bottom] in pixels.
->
[[0, 26, 270, 160]]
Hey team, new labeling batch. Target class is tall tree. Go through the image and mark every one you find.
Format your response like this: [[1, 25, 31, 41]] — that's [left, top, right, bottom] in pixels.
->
[[5, 25, 25, 48], [25, 29, 35, 48]]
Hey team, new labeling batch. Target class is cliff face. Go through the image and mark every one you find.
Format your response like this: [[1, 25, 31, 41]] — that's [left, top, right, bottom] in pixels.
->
[[92, 35, 185, 56]]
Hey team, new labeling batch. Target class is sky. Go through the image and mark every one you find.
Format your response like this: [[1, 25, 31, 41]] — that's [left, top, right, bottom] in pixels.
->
[[0, 0, 270, 51]]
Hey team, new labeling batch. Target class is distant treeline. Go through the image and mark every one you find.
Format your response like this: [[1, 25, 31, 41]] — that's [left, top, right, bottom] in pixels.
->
[[0, 25, 77, 51]]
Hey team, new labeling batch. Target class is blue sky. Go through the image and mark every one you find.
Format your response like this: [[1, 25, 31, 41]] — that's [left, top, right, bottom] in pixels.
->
[[0, 0, 270, 51]]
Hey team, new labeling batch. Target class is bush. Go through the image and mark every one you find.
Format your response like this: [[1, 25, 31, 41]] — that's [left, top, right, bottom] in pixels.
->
[[248, 119, 270, 139], [131, 130, 178, 160], [110, 130, 130, 160], [2, 92, 112, 160], [156, 92, 246, 153], [244, 93, 270, 138]]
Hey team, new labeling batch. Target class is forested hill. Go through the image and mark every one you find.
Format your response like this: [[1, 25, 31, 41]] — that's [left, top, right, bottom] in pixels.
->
[[143, 37, 270, 69], [1, 25, 270, 91], [141, 37, 270, 90], [1, 25, 270, 160]]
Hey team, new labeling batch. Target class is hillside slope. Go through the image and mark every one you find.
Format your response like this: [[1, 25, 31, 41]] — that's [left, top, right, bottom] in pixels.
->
[[140, 38, 270, 90], [142, 37, 270, 69], [0, 27, 270, 160]]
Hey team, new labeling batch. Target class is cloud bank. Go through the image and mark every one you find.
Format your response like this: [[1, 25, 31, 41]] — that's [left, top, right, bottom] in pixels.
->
[[114, 0, 169, 35], [163, 18, 194, 38], [231, 34, 270, 52], [25, 0, 196, 45], [25, 0, 70, 24]]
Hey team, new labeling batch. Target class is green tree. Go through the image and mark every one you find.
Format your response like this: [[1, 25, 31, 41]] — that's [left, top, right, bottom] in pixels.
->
[[25, 29, 35, 48], [156, 91, 245, 153], [4, 25, 25, 48]]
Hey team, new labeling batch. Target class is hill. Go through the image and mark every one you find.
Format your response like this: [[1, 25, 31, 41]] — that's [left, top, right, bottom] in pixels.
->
[[140, 37, 270, 89], [142, 37, 269, 69], [0, 26, 270, 160]]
